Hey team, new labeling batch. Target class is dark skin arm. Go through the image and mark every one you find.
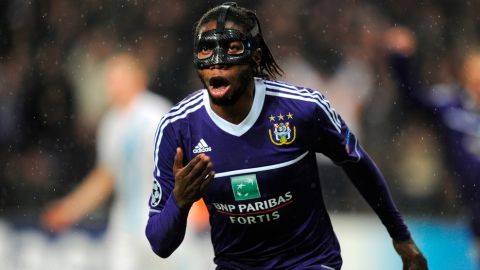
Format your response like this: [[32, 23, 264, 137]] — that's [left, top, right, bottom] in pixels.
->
[[172, 147, 215, 209], [394, 238, 428, 270]]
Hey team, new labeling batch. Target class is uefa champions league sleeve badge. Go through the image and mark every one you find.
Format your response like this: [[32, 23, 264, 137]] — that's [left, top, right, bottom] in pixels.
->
[[150, 179, 162, 207]]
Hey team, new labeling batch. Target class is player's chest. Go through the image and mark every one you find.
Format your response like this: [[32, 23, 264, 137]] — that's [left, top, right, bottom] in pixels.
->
[[181, 110, 317, 200], [182, 109, 310, 171]]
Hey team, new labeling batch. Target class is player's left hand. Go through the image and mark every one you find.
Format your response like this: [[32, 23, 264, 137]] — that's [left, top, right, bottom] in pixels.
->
[[393, 238, 428, 270]]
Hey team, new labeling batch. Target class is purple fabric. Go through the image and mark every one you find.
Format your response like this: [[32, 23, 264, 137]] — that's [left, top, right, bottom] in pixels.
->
[[145, 79, 410, 269]]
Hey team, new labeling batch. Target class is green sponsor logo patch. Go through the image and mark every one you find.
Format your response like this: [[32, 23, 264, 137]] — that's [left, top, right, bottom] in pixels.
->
[[230, 174, 261, 201]]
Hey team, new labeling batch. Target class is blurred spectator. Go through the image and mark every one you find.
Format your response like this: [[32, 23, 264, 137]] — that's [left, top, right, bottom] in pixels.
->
[[66, 26, 116, 140], [141, 0, 201, 102], [379, 27, 447, 211], [0, 44, 30, 148], [386, 26, 480, 261]]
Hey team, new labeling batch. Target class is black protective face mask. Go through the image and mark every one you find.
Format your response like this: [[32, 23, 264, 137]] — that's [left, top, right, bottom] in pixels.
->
[[193, 2, 259, 69], [194, 29, 254, 68]]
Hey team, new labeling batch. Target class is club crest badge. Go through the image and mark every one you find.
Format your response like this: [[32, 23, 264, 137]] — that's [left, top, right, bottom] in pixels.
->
[[268, 112, 296, 146]]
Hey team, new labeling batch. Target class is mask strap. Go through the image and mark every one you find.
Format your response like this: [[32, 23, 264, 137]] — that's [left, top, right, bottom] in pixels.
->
[[249, 23, 259, 38], [216, 2, 237, 33], [248, 12, 261, 38]]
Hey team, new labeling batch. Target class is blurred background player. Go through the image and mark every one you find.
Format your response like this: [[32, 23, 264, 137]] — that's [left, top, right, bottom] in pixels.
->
[[41, 52, 179, 269], [385, 26, 480, 264]]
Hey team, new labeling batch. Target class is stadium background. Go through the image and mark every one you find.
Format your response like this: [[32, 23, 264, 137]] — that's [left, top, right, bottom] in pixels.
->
[[0, 0, 478, 269]]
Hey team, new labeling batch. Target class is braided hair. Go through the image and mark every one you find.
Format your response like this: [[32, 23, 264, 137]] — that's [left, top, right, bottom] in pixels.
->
[[194, 3, 283, 80]]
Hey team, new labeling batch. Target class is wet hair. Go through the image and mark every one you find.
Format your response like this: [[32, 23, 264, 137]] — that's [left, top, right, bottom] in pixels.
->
[[194, 3, 283, 80]]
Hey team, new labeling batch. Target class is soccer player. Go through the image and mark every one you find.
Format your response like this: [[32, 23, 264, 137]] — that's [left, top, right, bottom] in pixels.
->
[[146, 3, 428, 270], [42, 53, 174, 270]]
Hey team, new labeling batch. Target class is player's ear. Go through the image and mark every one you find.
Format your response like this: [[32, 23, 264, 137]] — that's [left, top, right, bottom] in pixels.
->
[[252, 48, 262, 66]]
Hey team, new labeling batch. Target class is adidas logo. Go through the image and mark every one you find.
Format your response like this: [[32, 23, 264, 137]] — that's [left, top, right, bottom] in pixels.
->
[[193, 138, 212, 154]]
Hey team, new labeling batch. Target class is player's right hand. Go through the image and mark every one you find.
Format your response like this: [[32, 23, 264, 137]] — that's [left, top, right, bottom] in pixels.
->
[[41, 200, 75, 233], [172, 147, 215, 209]]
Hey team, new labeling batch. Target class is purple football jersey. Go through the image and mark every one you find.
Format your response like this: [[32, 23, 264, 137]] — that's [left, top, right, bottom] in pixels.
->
[[146, 78, 410, 270]]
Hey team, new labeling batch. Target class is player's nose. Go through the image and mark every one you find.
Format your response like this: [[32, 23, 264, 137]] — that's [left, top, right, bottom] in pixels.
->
[[209, 63, 227, 70]]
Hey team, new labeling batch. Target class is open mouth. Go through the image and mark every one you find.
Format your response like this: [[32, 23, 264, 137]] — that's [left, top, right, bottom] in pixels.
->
[[208, 76, 231, 99], [209, 76, 230, 89]]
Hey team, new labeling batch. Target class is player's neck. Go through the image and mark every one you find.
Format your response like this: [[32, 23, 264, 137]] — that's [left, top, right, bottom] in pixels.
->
[[114, 88, 143, 110], [210, 80, 255, 125], [464, 86, 480, 108]]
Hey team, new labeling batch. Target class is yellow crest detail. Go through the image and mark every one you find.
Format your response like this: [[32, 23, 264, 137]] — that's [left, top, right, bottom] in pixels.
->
[[269, 125, 296, 145]]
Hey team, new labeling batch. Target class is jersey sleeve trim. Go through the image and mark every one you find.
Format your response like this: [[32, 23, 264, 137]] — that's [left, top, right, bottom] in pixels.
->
[[332, 134, 361, 164], [153, 94, 204, 177], [264, 83, 342, 133], [265, 81, 341, 126]]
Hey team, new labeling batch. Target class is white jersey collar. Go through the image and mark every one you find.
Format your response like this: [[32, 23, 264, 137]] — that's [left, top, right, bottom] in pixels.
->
[[203, 77, 265, 137]]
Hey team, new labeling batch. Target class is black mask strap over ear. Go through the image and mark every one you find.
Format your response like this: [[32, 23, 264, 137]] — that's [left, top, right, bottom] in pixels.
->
[[216, 2, 237, 33], [248, 13, 260, 38]]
